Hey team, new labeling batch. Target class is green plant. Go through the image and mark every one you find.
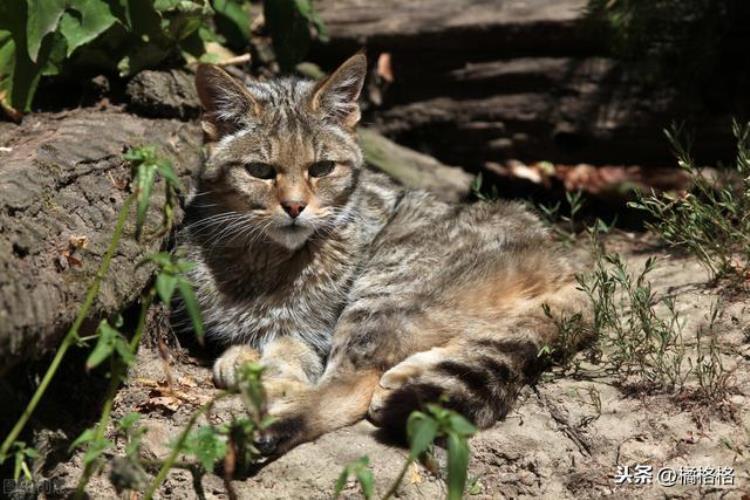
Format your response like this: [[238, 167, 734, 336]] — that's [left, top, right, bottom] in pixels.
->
[[540, 304, 587, 373], [10, 441, 39, 483], [335, 456, 375, 500], [0, 146, 200, 496], [689, 299, 732, 402], [1, 168, 138, 464], [537, 190, 586, 245], [470, 171, 499, 202], [143, 363, 271, 499], [0, 0, 327, 116], [546, 245, 734, 403], [577, 252, 689, 390], [0, 0, 209, 115], [336, 404, 476, 500], [630, 122, 750, 281], [383, 404, 476, 500]]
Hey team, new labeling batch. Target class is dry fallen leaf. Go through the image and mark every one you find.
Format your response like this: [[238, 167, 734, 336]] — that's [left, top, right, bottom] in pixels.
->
[[138, 394, 182, 413], [409, 462, 423, 484], [135, 377, 211, 414], [69, 235, 88, 249]]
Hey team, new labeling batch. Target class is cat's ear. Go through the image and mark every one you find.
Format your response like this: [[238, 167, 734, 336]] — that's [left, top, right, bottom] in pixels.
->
[[195, 64, 261, 141], [310, 52, 367, 129]]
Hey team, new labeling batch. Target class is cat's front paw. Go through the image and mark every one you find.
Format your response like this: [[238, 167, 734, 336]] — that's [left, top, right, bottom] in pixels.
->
[[212, 345, 261, 389], [254, 413, 308, 456]]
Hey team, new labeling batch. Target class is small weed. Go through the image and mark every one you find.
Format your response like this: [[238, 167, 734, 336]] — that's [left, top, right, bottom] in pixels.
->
[[471, 171, 499, 201], [538, 190, 586, 244], [340, 403, 477, 500], [630, 121, 750, 282], [541, 304, 588, 374], [579, 252, 689, 390], [546, 246, 735, 405], [466, 476, 483, 495], [335, 456, 375, 499], [10, 441, 38, 483], [687, 299, 734, 403]]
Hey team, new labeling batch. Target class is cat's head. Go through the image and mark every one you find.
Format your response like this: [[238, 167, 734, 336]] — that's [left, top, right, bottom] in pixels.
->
[[193, 54, 367, 250]]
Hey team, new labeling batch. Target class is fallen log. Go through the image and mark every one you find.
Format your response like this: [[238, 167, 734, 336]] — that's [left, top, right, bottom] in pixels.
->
[[313, 0, 742, 167], [358, 127, 472, 201], [0, 108, 203, 374]]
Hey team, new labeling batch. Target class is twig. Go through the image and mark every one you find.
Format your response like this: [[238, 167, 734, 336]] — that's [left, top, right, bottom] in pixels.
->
[[216, 54, 252, 67]]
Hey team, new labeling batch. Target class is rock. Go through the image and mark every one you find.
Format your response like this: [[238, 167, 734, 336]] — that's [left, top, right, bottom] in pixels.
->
[[0, 109, 203, 373], [126, 69, 201, 120]]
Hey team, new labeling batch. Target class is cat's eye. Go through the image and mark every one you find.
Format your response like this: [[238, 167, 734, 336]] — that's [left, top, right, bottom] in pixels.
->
[[245, 162, 276, 180], [309, 160, 335, 178]]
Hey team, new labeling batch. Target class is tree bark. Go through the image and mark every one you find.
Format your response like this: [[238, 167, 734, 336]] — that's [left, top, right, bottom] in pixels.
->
[[0, 108, 203, 373]]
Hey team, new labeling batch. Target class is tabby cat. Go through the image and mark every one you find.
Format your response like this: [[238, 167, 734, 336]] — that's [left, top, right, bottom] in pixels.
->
[[181, 53, 587, 455]]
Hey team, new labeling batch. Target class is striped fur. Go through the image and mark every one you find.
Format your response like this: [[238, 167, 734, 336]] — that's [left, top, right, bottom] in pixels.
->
[[180, 54, 589, 455]]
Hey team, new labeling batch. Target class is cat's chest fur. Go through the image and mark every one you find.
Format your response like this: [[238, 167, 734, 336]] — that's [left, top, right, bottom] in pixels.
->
[[185, 229, 360, 352]]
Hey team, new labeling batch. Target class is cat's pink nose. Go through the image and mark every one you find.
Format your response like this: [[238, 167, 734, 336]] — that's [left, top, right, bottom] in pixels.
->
[[282, 202, 306, 218]]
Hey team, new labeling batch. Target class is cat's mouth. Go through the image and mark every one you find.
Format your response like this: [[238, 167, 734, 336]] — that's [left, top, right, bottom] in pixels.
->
[[281, 220, 310, 230], [267, 222, 315, 250]]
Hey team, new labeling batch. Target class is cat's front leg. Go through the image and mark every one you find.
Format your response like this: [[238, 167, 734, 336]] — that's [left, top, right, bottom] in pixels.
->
[[213, 336, 324, 400], [213, 345, 261, 389]]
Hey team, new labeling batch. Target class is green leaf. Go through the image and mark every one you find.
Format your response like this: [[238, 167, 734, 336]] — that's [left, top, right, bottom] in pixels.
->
[[335, 456, 373, 499], [10, 442, 36, 481], [13, 451, 22, 481], [446, 432, 470, 500], [118, 412, 141, 431], [183, 426, 227, 472], [156, 272, 178, 304], [82, 437, 112, 466], [134, 162, 157, 240], [142, 251, 173, 269], [178, 278, 204, 342], [334, 466, 349, 498], [0, 3, 50, 113], [0, 31, 17, 113], [70, 428, 97, 451], [406, 413, 438, 459], [86, 319, 118, 370], [355, 466, 374, 500], [156, 160, 182, 190], [447, 412, 477, 437], [211, 0, 251, 49], [124, 144, 156, 163], [58, 0, 117, 57], [114, 337, 135, 366], [25, 0, 66, 62], [295, 0, 328, 42]]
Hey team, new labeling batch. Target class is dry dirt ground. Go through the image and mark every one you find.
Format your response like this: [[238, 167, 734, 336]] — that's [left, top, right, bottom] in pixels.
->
[[44, 233, 750, 499]]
